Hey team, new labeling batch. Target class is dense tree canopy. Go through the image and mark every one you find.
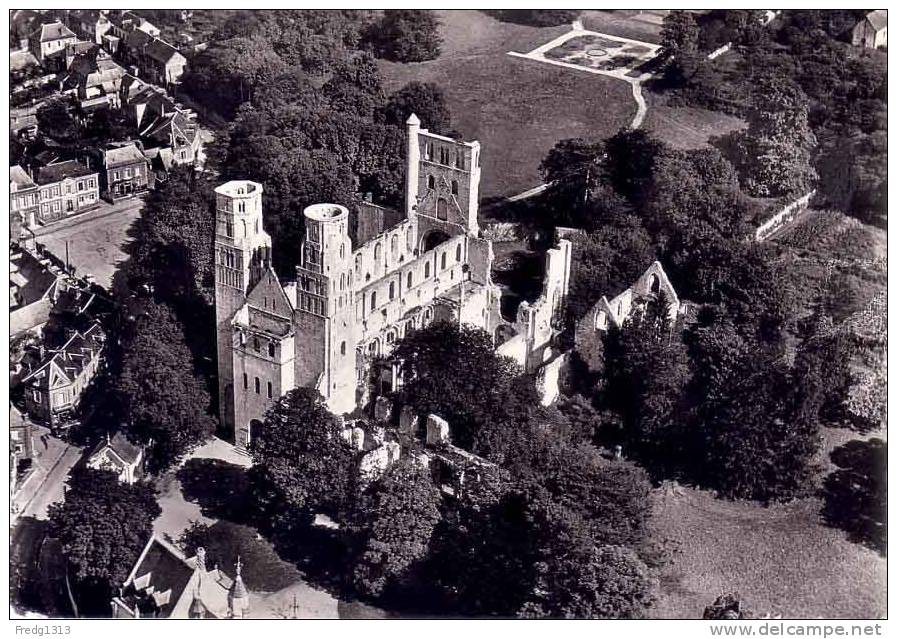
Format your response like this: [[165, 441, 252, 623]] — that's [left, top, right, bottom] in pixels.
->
[[48, 468, 160, 613], [115, 301, 217, 471], [380, 81, 452, 134], [363, 9, 442, 62]]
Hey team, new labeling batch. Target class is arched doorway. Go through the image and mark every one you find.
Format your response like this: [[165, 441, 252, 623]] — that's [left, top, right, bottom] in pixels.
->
[[421, 229, 450, 253], [248, 419, 264, 447]]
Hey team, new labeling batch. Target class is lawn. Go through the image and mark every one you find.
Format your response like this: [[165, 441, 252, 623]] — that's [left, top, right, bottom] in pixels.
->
[[378, 10, 635, 200], [647, 484, 886, 619], [579, 10, 664, 44], [642, 91, 746, 150]]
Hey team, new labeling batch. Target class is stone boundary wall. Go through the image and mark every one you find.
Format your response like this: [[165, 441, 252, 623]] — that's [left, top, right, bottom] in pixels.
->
[[755, 190, 816, 241]]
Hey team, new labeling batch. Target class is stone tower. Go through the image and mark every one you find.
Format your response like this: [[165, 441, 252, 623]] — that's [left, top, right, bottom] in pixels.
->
[[214, 180, 271, 434], [293, 203, 358, 414]]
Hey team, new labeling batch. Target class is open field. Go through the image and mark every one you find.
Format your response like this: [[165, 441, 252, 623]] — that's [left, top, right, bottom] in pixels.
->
[[648, 484, 886, 619], [642, 93, 746, 150], [579, 10, 665, 44], [379, 10, 634, 200]]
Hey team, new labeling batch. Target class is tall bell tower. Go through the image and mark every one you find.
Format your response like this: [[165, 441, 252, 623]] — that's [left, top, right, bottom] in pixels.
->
[[214, 180, 271, 436]]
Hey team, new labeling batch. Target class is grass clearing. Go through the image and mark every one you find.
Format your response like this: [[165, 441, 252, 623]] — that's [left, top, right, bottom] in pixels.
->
[[379, 10, 635, 199], [647, 484, 886, 619], [642, 91, 746, 150]]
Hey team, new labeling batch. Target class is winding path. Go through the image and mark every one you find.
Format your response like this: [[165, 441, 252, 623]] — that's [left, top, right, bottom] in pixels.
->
[[504, 20, 659, 201]]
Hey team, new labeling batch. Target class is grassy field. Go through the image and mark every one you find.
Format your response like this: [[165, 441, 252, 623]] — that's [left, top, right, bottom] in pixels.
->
[[642, 92, 746, 150], [378, 10, 635, 200], [647, 483, 886, 619]]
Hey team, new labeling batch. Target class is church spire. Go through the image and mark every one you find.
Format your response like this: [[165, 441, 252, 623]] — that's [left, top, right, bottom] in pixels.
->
[[228, 555, 250, 618]]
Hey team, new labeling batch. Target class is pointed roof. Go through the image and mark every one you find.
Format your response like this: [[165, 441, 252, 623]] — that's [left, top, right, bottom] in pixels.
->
[[865, 10, 887, 31], [36, 20, 76, 43]]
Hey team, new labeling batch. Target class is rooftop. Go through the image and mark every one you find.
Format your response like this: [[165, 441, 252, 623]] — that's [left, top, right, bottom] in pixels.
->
[[36, 20, 76, 43], [865, 10, 887, 31], [35, 160, 95, 185], [104, 143, 148, 168], [10, 165, 36, 191], [92, 431, 143, 466]]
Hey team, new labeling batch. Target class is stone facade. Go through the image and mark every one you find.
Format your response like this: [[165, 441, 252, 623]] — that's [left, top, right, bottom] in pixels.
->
[[574, 261, 683, 373]]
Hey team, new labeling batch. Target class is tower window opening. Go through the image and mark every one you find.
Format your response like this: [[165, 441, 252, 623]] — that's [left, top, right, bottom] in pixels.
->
[[389, 281, 396, 300], [451, 180, 459, 195], [371, 291, 377, 310], [441, 253, 447, 270], [268, 343, 275, 357], [253, 337, 260, 352], [437, 198, 448, 221], [254, 377, 260, 394], [226, 220, 233, 237], [243, 373, 248, 389], [340, 341, 346, 356], [424, 262, 430, 278], [267, 381, 273, 398], [456, 244, 462, 261], [407, 271, 413, 288], [427, 175, 435, 189]]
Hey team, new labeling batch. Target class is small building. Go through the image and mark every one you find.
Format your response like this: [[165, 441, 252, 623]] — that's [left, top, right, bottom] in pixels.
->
[[10, 243, 67, 336], [10, 166, 40, 237], [21, 321, 105, 426], [62, 51, 126, 111], [111, 537, 249, 619], [574, 261, 685, 373], [96, 143, 152, 202], [852, 10, 887, 49], [140, 110, 202, 169], [10, 405, 35, 487], [29, 20, 78, 70], [141, 39, 188, 86], [34, 160, 101, 224], [87, 432, 144, 484]]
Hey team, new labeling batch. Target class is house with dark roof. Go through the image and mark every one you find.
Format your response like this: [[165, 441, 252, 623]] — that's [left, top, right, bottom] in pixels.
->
[[10, 166, 40, 237], [34, 160, 100, 224], [10, 243, 68, 336], [62, 49, 126, 110], [93, 143, 152, 202], [22, 321, 105, 425], [111, 537, 250, 619], [121, 28, 188, 87], [852, 10, 887, 49], [141, 109, 202, 169], [87, 432, 144, 484], [29, 20, 78, 69]]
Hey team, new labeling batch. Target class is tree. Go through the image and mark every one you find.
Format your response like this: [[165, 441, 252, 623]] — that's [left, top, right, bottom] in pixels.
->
[[249, 387, 357, 525], [660, 10, 699, 57], [364, 9, 442, 62], [36, 98, 81, 145], [604, 128, 664, 206], [115, 301, 217, 472], [47, 468, 160, 614], [816, 131, 887, 228], [350, 458, 442, 597], [322, 53, 384, 118], [128, 167, 216, 304], [393, 321, 539, 451], [538, 138, 616, 227], [521, 542, 655, 619], [380, 81, 452, 134], [566, 214, 656, 321], [731, 74, 818, 198], [602, 295, 692, 476], [486, 10, 581, 27]]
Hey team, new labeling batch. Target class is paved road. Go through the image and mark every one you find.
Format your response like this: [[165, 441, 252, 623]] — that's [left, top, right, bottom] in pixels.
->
[[31, 197, 144, 289], [18, 443, 83, 520]]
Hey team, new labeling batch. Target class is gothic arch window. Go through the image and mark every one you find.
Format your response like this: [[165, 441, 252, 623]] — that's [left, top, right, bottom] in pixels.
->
[[386, 331, 396, 344], [407, 271, 413, 288], [355, 254, 362, 275], [255, 219, 259, 233], [389, 281, 396, 300], [405, 228, 413, 251], [374, 242, 382, 261], [368, 340, 380, 357], [267, 381, 273, 398], [424, 307, 433, 323], [424, 261, 431, 278], [340, 341, 346, 356], [649, 274, 660, 294], [437, 198, 448, 221], [451, 180, 459, 195], [254, 377, 260, 394], [243, 373, 248, 389], [340, 243, 345, 259], [268, 343, 275, 357], [340, 273, 345, 290], [240, 220, 247, 237], [427, 175, 435, 189], [370, 291, 377, 310], [456, 244, 462, 261], [440, 252, 447, 270], [390, 235, 398, 257], [226, 220, 233, 237], [238, 201, 245, 213], [253, 336, 260, 352]]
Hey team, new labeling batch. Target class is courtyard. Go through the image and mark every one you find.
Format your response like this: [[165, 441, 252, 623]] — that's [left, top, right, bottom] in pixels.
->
[[30, 196, 144, 289]]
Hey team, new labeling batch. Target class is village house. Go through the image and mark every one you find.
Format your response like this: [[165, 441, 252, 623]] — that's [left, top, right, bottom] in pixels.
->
[[10, 166, 40, 237], [87, 432, 144, 484], [29, 20, 79, 70], [94, 143, 152, 202], [574, 261, 685, 373], [62, 49, 126, 111], [111, 538, 250, 619], [21, 321, 105, 426], [140, 109, 202, 171], [122, 28, 188, 87], [10, 243, 68, 336], [33, 160, 101, 224], [69, 9, 113, 45], [852, 10, 887, 49]]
